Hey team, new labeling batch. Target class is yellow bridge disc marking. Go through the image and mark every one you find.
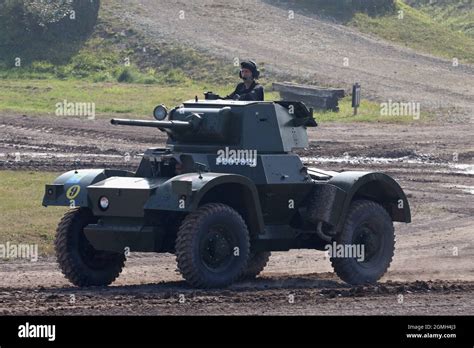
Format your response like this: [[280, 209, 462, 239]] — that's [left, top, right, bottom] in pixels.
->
[[66, 185, 81, 200]]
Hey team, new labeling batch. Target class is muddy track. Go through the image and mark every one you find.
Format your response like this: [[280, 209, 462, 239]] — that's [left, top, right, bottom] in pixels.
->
[[1, 254, 473, 315], [0, 249, 473, 316], [0, 113, 473, 315]]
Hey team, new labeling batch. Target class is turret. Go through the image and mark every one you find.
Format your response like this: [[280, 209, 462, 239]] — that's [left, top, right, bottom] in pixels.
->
[[111, 98, 317, 153]]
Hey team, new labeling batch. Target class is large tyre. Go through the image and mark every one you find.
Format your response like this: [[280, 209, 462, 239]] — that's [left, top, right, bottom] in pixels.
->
[[176, 203, 250, 288], [55, 208, 125, 287], [330, 200, 395, 285], [240, 251, 271, 280]]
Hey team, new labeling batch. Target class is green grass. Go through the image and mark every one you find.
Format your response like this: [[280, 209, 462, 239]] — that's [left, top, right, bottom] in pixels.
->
[[0, 171, 65, 256], [0, 79, 281, 118], [405, 0, 474, 38], [314, 96, 430, 123], [350, 1, 474, 64], [0, 78, 427, 123]]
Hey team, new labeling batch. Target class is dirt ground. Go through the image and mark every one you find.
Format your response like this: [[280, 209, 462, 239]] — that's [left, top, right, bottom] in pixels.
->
[[0, 114, 472, 315]]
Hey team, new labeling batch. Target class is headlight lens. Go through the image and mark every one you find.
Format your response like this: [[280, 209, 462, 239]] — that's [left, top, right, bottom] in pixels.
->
[[153, 104, 168, 120], [99, 196, 109, 210]]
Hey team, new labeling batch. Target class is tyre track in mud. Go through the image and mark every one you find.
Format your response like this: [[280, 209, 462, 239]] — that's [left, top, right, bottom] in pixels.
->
[[1, 260, 473, 315], [1, 114, 473, 170]]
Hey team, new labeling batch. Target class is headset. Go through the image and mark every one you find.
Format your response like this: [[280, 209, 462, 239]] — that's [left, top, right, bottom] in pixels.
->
[[239, 60, 260, 79]]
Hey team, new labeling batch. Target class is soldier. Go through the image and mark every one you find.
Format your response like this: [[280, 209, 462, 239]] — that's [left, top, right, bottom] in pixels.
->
[[223, 60, 264, 101]]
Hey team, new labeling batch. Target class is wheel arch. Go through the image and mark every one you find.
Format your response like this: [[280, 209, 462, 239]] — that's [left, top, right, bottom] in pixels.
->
[[329, 171, 411, 227], [42, 169, 135, 207], [193, 175, 265, 238]]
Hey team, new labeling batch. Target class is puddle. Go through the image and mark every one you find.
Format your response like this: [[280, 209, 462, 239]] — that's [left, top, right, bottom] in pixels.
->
[[301, 155, 474, 175], [449, 163, 474, 175], [440, 184, 474, 195], [301, 155, 418, 165], [0, 152, 125, 160], [1, 151, 473, 176]]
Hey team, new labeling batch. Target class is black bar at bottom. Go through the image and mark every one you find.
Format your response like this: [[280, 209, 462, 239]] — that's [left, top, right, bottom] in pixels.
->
[[0, 316, 472, 346]]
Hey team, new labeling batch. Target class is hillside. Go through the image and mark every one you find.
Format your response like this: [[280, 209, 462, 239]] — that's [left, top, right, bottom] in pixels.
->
[[405, 0, 474, 38], [0, 0, 236, 84], [100, 0, 474, 118], [0, 0, 473, 121]]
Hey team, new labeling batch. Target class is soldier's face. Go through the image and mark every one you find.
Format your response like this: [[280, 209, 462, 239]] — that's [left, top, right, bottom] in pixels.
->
[[241, 68, 253, 80]]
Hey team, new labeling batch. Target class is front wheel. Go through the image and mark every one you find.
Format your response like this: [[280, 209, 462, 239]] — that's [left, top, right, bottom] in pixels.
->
[[175, 203, 250, 288], [55, 208, 125, 287], [330, 200, 395, 285]]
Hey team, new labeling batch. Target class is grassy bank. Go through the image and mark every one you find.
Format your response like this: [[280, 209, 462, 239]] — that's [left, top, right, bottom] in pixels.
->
[[405, 0, 474, 38], [0, 0, 239, 85], [350, 1, 474, 64]]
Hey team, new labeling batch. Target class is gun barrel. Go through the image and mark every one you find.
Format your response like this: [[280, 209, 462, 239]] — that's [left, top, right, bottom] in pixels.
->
[[111, 118, 193, 130]]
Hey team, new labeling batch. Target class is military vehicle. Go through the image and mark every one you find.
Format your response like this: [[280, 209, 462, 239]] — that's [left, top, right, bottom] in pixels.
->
[[43, 96, 411, 288]]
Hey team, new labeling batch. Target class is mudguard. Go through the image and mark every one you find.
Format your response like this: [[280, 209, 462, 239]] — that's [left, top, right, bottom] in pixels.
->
[[42, 169, 134, 207], [145, 172, 265, 233], [327, 171, 411, 231]]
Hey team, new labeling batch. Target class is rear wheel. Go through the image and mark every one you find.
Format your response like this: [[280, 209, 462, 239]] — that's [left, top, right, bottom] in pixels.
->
[[55, 208, 125, 287], [330, 200, 395, 285], [175, 203, 250, 288]]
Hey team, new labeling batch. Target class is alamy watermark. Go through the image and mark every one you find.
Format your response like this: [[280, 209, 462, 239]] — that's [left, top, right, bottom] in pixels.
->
[[18, 322, 55, 342], [216, 147, 257, 167], [324, 242, 365, 262], [0, 242, 38, 262], [380, 100, 420, 119], [55, 99, 95, 119]]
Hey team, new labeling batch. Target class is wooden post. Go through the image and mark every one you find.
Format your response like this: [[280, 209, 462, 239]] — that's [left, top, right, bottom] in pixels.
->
[[352, 83, 361, 116]]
